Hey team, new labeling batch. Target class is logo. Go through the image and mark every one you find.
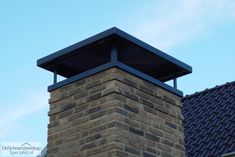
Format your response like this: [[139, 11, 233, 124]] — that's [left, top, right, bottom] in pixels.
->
[[1, 142, 42, 156]]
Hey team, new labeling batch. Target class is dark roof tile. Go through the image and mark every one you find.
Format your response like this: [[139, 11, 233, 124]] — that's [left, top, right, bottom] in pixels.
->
[[182, 81, 235, 157]]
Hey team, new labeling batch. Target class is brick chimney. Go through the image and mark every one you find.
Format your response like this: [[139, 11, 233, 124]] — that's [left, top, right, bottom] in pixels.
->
[[37, 27, 192, 157]]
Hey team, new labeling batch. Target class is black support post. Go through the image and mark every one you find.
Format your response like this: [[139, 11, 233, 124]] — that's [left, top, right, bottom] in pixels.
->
[[111, 45, 118, 63], [173, 78, 177, 89], [53, 69, 57, 84]]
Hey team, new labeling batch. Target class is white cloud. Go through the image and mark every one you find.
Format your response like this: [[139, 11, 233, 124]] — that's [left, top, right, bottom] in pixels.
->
[[133, 0, 235, 50], [0, 90, 49, 138]]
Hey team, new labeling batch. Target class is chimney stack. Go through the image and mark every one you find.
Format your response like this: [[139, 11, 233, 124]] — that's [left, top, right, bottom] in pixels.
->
[[37, 27, 192, 157]]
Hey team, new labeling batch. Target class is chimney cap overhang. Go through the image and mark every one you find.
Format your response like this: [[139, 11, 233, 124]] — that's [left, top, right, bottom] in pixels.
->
[[37, 27, 192, 82]]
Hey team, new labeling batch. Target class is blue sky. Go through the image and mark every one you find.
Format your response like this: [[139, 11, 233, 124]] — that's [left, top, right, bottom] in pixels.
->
[[0, 0, 235, 151]]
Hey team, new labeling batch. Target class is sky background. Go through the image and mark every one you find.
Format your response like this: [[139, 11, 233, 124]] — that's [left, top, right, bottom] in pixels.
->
[[0, 0, 235, 152]]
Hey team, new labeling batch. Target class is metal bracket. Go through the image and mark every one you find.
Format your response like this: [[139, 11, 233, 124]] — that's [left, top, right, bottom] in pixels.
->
[[53, 68, 57, 84], [111, 45, 118, 63], [173, 78, 177, 89]]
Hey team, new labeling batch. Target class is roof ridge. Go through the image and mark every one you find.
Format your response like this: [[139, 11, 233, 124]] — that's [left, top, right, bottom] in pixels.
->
[[182, 80, 235, 100]]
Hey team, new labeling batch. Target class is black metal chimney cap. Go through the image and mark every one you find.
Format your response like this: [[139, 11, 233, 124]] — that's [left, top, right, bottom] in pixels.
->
[[37, 27, 192, 82], [37, 27, 192, 96]]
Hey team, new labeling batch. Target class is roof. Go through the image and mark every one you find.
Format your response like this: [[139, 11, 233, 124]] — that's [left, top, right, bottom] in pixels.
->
[[182, 81, 235, 157], [37, 27, 192, 96]]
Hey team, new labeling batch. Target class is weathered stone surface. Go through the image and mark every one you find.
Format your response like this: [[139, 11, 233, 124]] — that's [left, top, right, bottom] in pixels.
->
[[47, 68, 185, 157]]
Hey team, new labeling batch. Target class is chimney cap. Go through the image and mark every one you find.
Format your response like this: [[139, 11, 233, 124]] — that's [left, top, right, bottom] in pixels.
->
[[37, 27, 192, 96], [37, 27, 191, 81]]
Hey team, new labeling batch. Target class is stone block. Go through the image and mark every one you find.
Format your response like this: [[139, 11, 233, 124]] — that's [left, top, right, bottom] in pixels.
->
[[47, 68, 185, 157]]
